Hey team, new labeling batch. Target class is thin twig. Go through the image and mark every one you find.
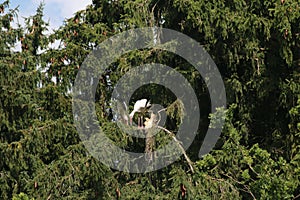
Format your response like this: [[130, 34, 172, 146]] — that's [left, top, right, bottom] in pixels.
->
[[46, 194, 52, 200], [156, 108, 166, 125], [221, 172, 256, 200], [157, 108, 167, 114], [293, 193, 300, 200], [157, 126, 194, 173]]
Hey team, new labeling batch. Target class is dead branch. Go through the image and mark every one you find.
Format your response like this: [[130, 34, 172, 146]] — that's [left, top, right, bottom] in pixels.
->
[[157, 126, 194, 173]]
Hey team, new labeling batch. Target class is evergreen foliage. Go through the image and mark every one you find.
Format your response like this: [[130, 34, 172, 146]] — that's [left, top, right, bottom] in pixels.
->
[[0, 0, 299, 199]]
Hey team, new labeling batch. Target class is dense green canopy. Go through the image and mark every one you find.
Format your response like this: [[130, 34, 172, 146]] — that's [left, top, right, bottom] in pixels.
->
[[1, 0, 299, 199]]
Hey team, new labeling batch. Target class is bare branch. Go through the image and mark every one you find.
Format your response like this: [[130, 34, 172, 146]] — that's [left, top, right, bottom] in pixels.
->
[[157, 126, 194, 173]]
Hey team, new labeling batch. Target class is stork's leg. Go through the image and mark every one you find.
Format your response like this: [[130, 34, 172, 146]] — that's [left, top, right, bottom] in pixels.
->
[[138, 117, 142, 129]]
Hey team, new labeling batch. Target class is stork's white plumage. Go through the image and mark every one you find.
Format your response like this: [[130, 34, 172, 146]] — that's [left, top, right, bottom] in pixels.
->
[[129, 99, 151, 127], [144, 113, 156, 129]]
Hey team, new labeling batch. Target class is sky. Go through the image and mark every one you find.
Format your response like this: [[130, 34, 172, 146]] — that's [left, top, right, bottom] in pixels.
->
[[10, 0, 92, 31]]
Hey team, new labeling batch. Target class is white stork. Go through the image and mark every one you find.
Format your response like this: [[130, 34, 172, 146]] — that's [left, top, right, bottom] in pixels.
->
[[129, 99, 151, 128]]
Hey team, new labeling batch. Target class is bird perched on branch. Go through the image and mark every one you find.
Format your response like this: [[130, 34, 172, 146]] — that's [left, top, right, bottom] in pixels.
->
[[129, 99, 151, 128]]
